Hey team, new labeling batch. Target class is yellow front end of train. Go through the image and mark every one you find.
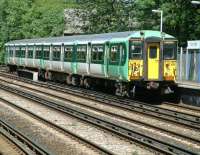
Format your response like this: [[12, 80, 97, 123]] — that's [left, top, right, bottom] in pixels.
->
[[128, 39, 177, 90]]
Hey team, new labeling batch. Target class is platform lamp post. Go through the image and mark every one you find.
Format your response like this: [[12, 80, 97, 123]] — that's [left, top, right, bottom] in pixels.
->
[[191, 1, 200, 5], [152, 9, 163, 33]]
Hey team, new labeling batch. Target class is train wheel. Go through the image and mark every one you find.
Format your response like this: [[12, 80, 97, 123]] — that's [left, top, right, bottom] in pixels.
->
[[83, 78, 91, 89], [72, 76, 80, 86], [115, 82, 129, 97]]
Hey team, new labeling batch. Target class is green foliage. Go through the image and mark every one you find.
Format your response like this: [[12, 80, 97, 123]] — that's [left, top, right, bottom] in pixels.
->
[[78, 0, 200, 46], [22, 1, 64, 38], [0, 0, 200, 65], [78, 0, 135, 33], [0, 0, 67, 63]]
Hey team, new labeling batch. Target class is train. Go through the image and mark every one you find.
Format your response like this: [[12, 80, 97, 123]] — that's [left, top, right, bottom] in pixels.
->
[[4, 30, 178, 97]]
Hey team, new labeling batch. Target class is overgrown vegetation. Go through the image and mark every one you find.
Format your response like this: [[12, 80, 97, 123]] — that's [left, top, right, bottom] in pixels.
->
[[78, 0, 200, 46], [0, 0, 77, 63]]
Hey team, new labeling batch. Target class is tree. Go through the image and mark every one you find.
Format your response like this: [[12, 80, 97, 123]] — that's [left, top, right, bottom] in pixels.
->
[[77, 0, 136, 33], [0, 0, 65, 63], [22, 3, 64, 38]]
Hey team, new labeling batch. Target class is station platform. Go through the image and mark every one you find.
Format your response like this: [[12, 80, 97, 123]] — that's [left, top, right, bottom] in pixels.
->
[[176, 80, 200, 107], [176, 80, 200, 90]]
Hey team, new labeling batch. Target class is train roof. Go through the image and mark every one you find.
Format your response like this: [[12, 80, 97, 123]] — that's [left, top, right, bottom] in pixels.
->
[[5, 30, 176, 46]]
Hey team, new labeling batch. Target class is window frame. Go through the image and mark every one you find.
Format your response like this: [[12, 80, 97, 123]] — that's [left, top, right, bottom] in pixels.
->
[[8, 46, 14, 57], [76, 44, 87, 62], [64, 45, 73, 62], [163, 42, 177, 60], [43, 46, 50, 60], [21, 46, 26, 58], [52, 45, 61, 61], [27, 46, 34, 59], [129, 41, 143, 59], [15, 46, 21, 58], [91, 44, 105, 64], [109, 43, 126, 66], [35, 46, 42, 59], [149, 46, 158, 59]]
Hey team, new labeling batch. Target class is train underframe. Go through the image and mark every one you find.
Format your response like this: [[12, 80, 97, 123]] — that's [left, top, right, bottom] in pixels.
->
[[7, 65, 180, 102]]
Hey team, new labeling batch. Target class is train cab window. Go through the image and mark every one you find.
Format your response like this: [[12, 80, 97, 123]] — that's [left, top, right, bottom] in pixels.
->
[[77, 45, 87, 62], [129, 42, 142, 59], [149, 46, 157, 59], [52, 46, 61, 61], [43, 46, 50, 60], [64, 46, 73, 62], [110, 45, 118, 62], [35, 47, 42, 59], [92, 45, 104, 63], [163, 42, 177, 60], [28, 46, 34, 58]]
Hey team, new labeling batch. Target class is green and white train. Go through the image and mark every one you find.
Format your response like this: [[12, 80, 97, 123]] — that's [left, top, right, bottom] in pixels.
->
[[5, 30, 177, 96]]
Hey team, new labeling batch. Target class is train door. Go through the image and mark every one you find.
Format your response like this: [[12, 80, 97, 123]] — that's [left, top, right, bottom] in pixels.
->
[[147, 43, 160, 80], [72, 44, 77, 74], [107, 43, 120, 78], [87, 42, 91, 74]]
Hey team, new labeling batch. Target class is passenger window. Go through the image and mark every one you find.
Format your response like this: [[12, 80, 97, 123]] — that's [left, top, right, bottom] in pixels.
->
[[35, 47, 42, 59], [110, 45, 118, 62], [43, 46, 50, 60], [52, 46, 61, 61], [15, 47, 20, 58], [21, 47, 26, 58], [64, 46, 73, 61], [77, 45, 87, 62], [129, 42, 142, 59], [28, 46, 34, 58], [92, 45, 104, 63], [149, 46, 157, 59]]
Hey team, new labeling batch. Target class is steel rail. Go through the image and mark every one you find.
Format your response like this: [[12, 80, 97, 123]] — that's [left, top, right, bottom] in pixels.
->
[[0, 97, 115, 155], [0, 72, 200, 125], [0, 83, 198, 155], [0, 118, 49, 155], [1, 71, 199, 124], [163, 102, 200, 115], [1, 77, 200, 145], [0, 74, 199, 131]]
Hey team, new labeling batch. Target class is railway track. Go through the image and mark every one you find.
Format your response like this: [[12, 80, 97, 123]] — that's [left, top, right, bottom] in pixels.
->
[[0, 97, 115, 155], [1, 75, 200, 144], [0, 78, 198, 154], [0, 71, 200, 130], [160, 102, 200, 117], [0, 114, 49, 155]]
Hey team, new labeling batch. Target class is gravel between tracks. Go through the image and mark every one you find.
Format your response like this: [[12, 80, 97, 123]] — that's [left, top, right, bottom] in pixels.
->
[[0, 100, 107, 155], [0, 89, 154, 155]]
